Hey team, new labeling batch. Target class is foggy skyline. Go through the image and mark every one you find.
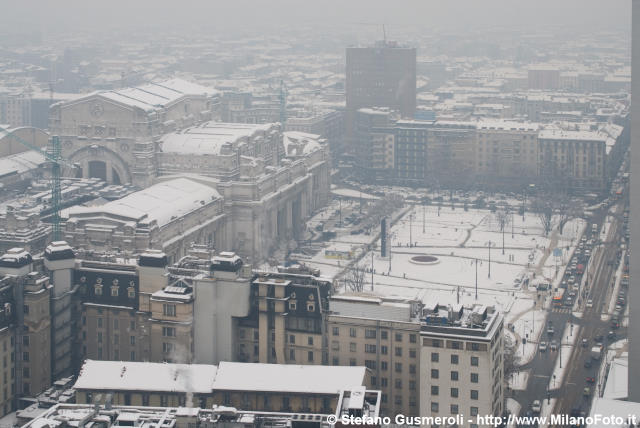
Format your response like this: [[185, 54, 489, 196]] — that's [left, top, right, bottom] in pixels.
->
[[0, 0, 631, 38]]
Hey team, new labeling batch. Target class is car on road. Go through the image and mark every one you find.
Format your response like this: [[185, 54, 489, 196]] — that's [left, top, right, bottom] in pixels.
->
[[615, 304, 622, 312], [586, 377, 595, 384], [586, 299, 593, 308], [531, 400, 542, 414], [547, 326, 555, 335], [582, 339, 588, 348], [584, 359, 592, 369], [539, 342, 547, 352], [550, 341, 558, 351], [583, 387, 591, 397], [608, 331, 616, 339], [595, 334, 604, 343]]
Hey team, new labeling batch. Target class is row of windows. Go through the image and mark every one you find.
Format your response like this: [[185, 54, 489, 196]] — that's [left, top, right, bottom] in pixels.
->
[[431, 402, 479, 416], [431, 385, 479, 399], [431, 369, 479, 382], [431, 352, 479, 366], [332, 327, 417, 342]]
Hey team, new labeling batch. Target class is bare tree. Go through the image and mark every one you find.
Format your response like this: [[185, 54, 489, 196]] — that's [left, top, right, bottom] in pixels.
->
[[531, 197, 554, 236], [494, 209, 511, 254], [343, 263, 367, 293]]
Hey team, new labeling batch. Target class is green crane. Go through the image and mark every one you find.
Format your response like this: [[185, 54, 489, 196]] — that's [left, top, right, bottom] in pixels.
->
[[0, 127, 77, 241]]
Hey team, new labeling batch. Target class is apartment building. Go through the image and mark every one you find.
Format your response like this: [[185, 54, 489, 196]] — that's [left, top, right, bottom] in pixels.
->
[[354, 108, 396, 182], [327, 295, 423, 417], [538, 129, 608, 190], [394, 120, 430, 185], [474, 121, 539, 187], [235, 271, 332, 366], [420, 304, 504, 427]]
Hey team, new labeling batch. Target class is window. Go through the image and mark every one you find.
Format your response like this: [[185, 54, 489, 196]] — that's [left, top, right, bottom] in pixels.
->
[[381, 345, 388, 355], [451, 388, 458, 398], [432, 339, 441, 348], [395, 379, 402, 389], [162, 327, 176, 337], [163, 304, 176, 317], [381, 394, 387, 403], [331, 341, 339, 351], [471, 356, 479, 366], [289, 302, 296, 310], [365, 344, 376, 353], [394, 395, 402, 405], [130, 336, 135, 345], [97, 332, 102, 343], [431, 385, 439, 395], [381, 361, 388, 371], [431, 369, 439, 379], [23, 305, 29, 315], [381, 378, 388, 387], [97, 318, 103, 328], [451, 354, 459, 364], [95, 285, 103, 295], [130, 351, 135, 360], [350, 328, 357, 337], [471, 343, 480, 351], [332, 357, 339, 365], [431, 402, 439, 413], [349, 358, 356, 366], [365, 329, 376, 339], [395, 347, 402, 357], [128, 288, 135, 299], [471, 390, 478, 400], [114, 319, 119, 329], [332, 327, 339, 336], [395, 363, 402, 373], [471, 373, 479, 383], [451, 371, 459, 381], [307, 351, 314, 362], [451, 404, 459, 414], [431, 352, 439, 362], [307, 303, 315, 312], [22, 336, 29, 347], [163, 342, 174, 354], [22, 368, 29, 378], [111, 286, 119, 297], [289, 349, 295, 360], [409, 380, 416, 390], [350, 342, 357, 352], [365, 360, 376, 370], [409, 334, 417, 343], [307, 336, 313, 346], [410, 364, 416, 374], [410, 348, 417, 358], [395, 333, 402, 342], [22, 352, 29, 362], [130, 321, 135, 331], [470, 407, 478, 416], [381, 331, 388, 340], [371, 376, 377, 386]]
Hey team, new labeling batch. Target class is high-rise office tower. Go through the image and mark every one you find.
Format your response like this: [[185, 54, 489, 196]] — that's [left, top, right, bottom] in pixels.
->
[[345, 41, 416, 147]]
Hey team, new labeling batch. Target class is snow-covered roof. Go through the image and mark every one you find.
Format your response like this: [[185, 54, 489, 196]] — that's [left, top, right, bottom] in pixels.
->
[[0, 150, 46, 177], [589, 398, 640, 428], [476, 120, 539, 132], [160, 122, 275, 155], [212, 361, 367, 394], [85, 78, 216, 112], [538, 129, 607, 142], [283, 131, 322, 157], [67, 178, 220, 228], [74, 360, 217, 393]]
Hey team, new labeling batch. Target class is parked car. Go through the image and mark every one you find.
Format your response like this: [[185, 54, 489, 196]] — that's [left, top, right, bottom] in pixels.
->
[[586, 377, 595, 384], [586, 299, 593, 308], [539, 342, 548, 352]]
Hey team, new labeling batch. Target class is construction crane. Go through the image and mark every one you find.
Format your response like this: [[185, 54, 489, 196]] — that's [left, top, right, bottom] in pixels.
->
[[0, 127, 77, 241]]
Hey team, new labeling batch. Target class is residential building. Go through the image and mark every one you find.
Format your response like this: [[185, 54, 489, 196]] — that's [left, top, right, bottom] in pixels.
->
[[420, 304, 504, 427], [327, 295, 423, 417]]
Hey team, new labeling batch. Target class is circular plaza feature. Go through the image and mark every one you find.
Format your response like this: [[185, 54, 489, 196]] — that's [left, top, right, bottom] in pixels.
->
[[409, 255, 440, 265]]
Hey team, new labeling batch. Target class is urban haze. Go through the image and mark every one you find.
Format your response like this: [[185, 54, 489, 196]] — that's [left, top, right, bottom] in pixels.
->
[[0, 1, 636, 428]]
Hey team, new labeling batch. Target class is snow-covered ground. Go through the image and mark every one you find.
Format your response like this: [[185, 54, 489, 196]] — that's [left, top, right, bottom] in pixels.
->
[[508, 369, 530, 391], [506, 398, 521, 427]]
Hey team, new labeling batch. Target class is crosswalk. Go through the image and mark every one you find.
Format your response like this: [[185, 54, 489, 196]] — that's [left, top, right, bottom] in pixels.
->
[[551, 307, 573, 314]]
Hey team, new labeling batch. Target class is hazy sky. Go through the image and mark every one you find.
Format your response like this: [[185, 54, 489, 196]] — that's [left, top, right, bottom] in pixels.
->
[[0, 0, 631, 36]]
